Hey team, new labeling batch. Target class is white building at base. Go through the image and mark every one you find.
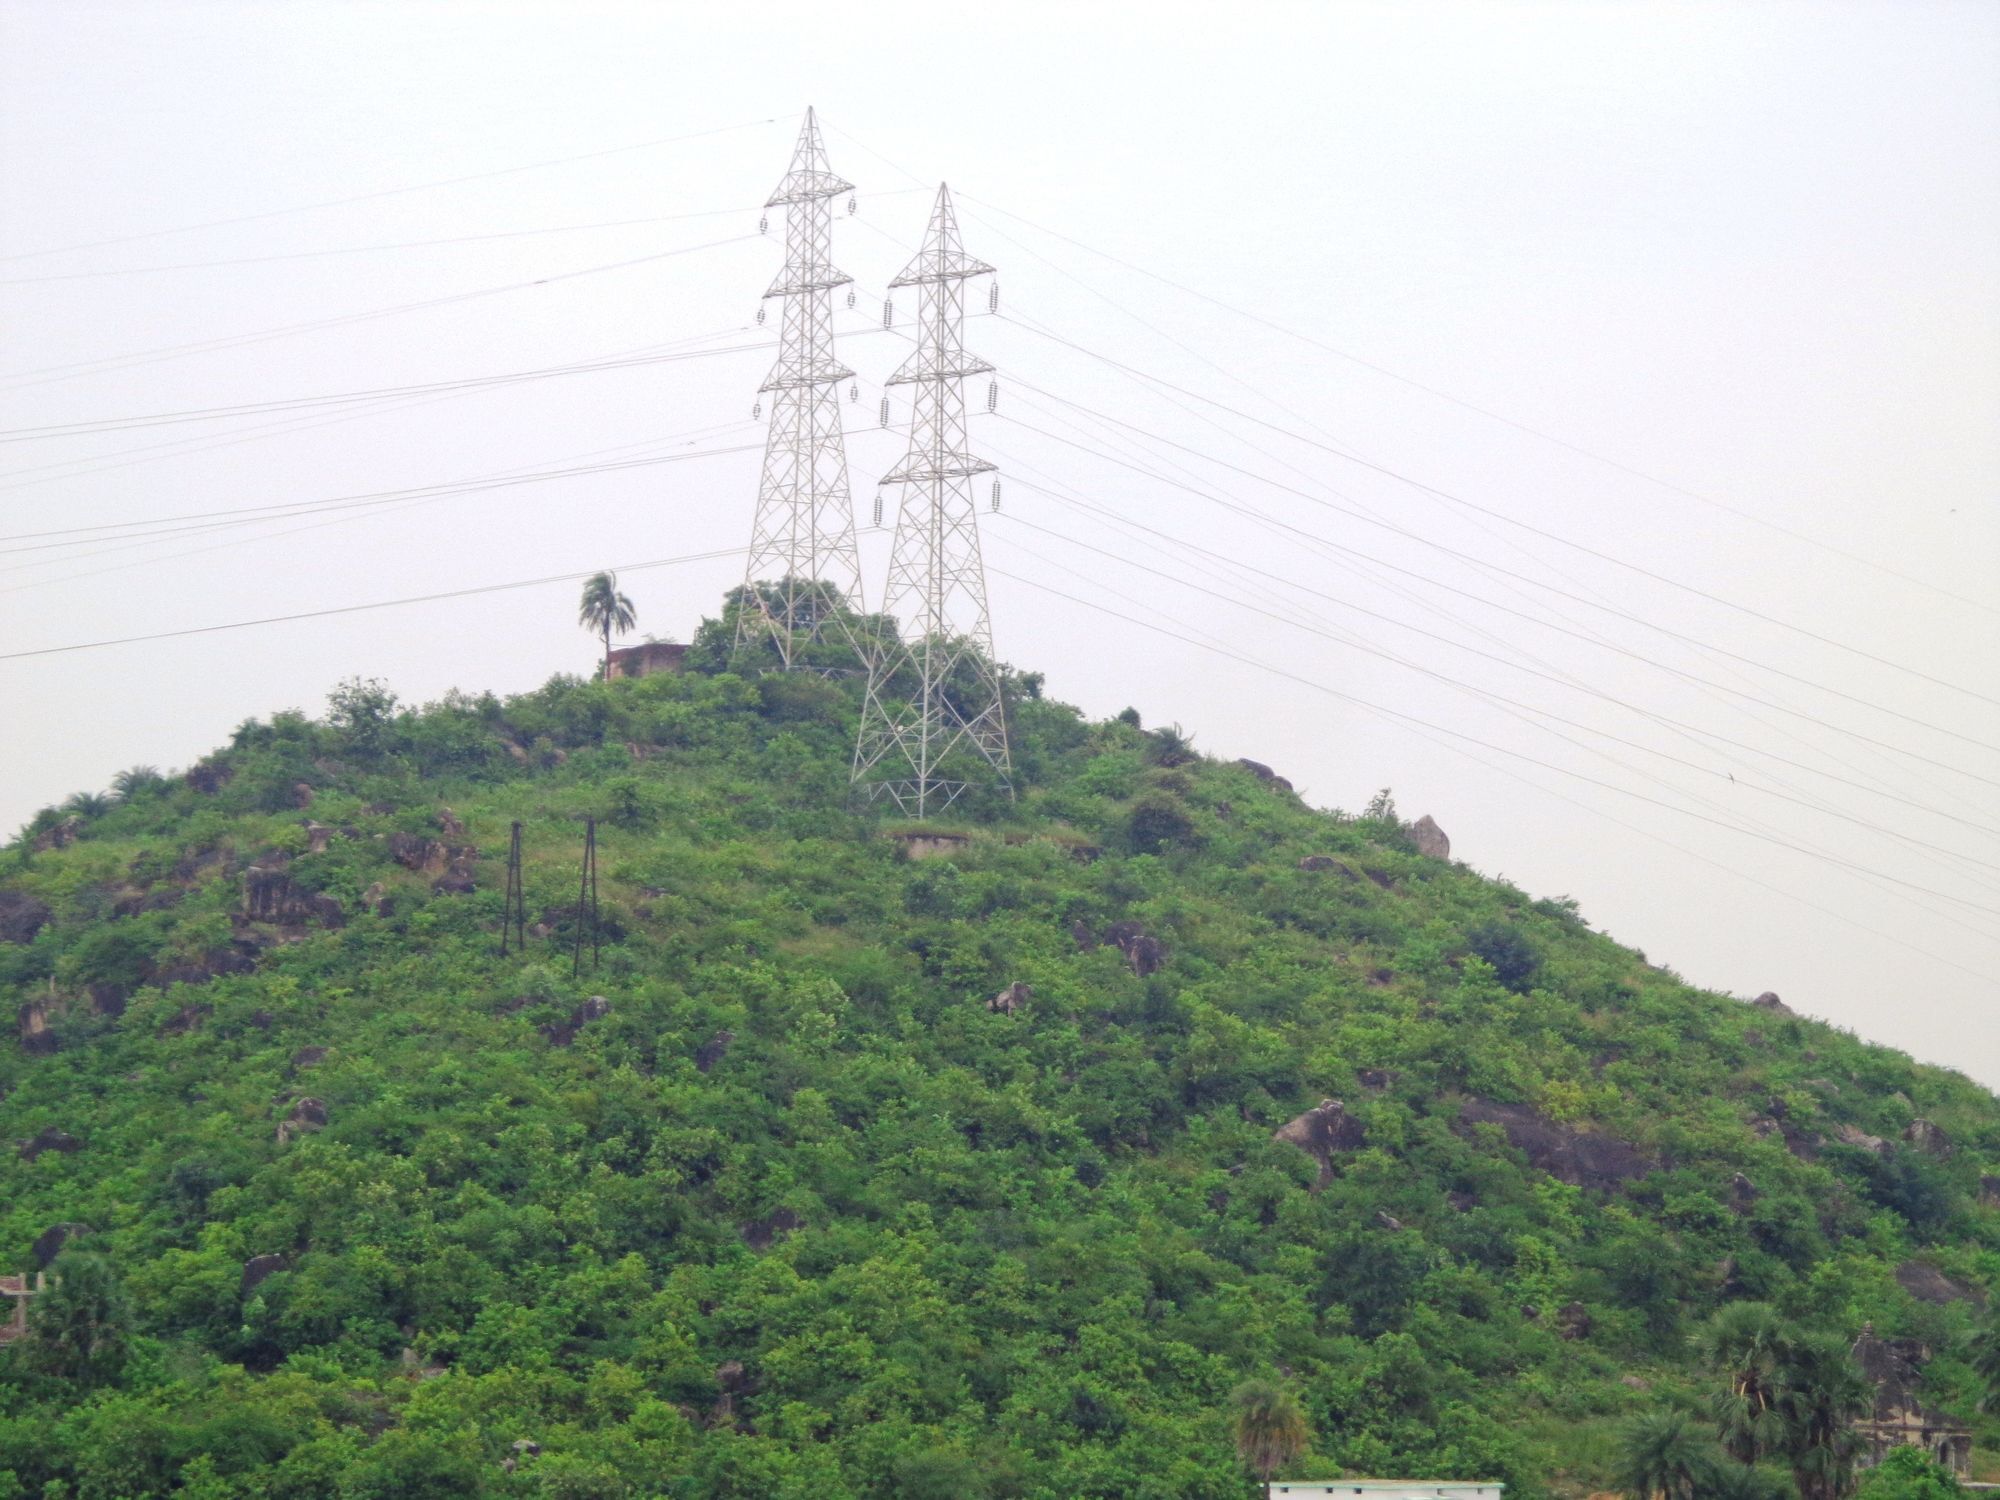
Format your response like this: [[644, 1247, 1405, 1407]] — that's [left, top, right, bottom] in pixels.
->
[[1270, 1485, 1502, 1500]]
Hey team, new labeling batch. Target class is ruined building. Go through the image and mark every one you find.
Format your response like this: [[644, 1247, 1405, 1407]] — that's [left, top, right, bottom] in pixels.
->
[[1850, 1326, 1972, 1478]]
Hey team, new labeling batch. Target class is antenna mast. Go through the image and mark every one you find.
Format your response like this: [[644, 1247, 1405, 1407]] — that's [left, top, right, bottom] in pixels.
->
[[853, 184, 1012, 814], [735, 107, 866, 667]]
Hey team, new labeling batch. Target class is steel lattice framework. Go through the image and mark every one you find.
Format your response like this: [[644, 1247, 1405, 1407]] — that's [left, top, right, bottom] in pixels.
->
[[853, 184, 1012, 814], [735, 108, 866, 667]]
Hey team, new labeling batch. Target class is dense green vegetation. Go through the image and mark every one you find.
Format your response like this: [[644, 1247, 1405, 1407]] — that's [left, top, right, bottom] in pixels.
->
[[3, 597, 1997, 1497]]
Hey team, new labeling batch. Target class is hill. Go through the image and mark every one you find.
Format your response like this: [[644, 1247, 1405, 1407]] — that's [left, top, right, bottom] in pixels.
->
[[3, 604, 1997, 1499]]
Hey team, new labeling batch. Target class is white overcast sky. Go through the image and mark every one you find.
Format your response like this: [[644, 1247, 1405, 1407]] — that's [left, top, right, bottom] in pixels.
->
[[4, 2, 1997, 1085]]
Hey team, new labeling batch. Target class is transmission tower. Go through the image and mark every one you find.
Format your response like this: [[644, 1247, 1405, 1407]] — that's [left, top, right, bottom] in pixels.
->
[[734, 107, 867, 668], [853, 184, 1012, 814]]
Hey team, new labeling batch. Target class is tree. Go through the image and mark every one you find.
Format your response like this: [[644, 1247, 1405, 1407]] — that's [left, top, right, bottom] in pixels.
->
[[1970, 1310, 2000, 1413], [578, 571, 638, 682], [1775, 1331, 1870, 1500], [1697, 1302, 1795, 1465], [22, 1252, 132, 1387], [1618, 1410, 1709, 1500], [1230, 1378, 1309, 1499], [1855, 1445, 1965, 1499]]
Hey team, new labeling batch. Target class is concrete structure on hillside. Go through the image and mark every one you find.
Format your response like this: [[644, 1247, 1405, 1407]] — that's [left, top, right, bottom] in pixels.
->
[[1270, 1485, 1502, 1499], [1851, 1326, 1972, 1477], [0, 1273, 45, 1345], [606, 641, 687, 680]]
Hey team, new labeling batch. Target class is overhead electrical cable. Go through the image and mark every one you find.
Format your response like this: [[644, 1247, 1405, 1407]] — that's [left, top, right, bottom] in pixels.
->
[[983, 557, 2000, 922], [998, 317, 2000, 715], [0, 339, 781, 442], [988, 413, 2000, 791], [0, 441, 762, 586], [0, 188, 933, 286], [995, 467, 2000, 848], [0, 115, 781, 262], [957, 190, 1997, 620], [0, 546, 753, 660], [995, 402, 2000, 764], [0, 323, 762, 493], [989, 381, 1969, 837], [0, 233, 760, 390], [989, 505, 2000, 888], [991, 520, 2000, 934]]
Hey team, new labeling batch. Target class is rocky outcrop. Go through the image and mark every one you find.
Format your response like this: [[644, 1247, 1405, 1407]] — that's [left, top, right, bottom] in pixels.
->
[[987, 981, 1031, 1015], [1104, 921, 1166, 977], [1895, 1261, 1982, 1306], [1273, 1098, 1367, 1184], [1833, 1123, 1891, 1155], [389, 834, 478, 891], [542, 996, 610, 1047], [1406, 814, 1451, 859], [1456, 1097, 1650, 1192], [289, 1046, 329, 1072], [185, 759, 232, 794], [19, 1127, 81, 1161], [32, 1223, 89, 1268], [17, 999, 57, 1056], [240, 1254, 286, 1296], [886, 831, 971, 861], [1069, 919, 1097, 952], [740, 1208, 802, 1252], [1903, 1119, 1952, 1157], [1750, 991, 1795, 1017], [242, 862, 345, 928], [1980, 1175, 2000, 1209], [0, 891, 51, 944], [694, 1030, 734, 1073], [159, 1003, 210, 1037], [31, 817, 82, 853], [1557, 1301, 1593, 1341], [276, 1098, 328, 1145], [1235, 759, 1294, 793]]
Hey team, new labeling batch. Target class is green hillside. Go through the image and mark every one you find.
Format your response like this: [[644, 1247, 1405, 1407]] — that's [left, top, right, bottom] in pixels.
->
[[3, 603, 1997, 1499]]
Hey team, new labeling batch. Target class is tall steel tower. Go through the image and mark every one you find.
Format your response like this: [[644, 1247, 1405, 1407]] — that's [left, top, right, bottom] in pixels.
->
[[853, 184, 1012, 814], [735, 108, 866, 666]]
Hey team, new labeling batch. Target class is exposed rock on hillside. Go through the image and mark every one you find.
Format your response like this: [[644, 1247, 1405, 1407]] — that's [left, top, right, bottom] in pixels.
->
[[0, 891, 50, 944], [1456, 1097, 1650, 1192], [1273, 1097, 1367, 1185], [1406, 814, 1450, 859]]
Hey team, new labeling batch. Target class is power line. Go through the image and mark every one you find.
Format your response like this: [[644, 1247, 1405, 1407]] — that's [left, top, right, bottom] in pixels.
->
[[0, 440, 760, 572], [998, 315, 2000, 716], [992, 500, 2000, 892], [983, 560, 2000, 924], [0, 116, 782, 263], [0, 234, 760, 390], [0, 189, 935, 286], [995, 542, 2000, 981], [956, 191, 1998, 621], [0, 341, 778, 443], [992, 395, 2000, 768], [0, 547, 751, 661], [996, 470, 2000, 849]]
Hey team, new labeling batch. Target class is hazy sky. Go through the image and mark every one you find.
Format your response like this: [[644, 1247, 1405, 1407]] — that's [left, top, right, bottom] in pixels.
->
[[4, 2, 1997, 1085]]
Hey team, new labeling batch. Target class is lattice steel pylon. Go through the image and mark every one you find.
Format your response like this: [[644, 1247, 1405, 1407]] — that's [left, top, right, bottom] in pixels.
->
[[852, 184, 1012, 814], [734, 107, 866, 667]]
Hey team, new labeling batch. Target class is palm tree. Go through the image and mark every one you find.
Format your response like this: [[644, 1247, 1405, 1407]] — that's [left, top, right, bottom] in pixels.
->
[[1774, 1332, 1870, 1500], [24, 1251, 132, 1387], [1970, 1312, 2000, 1414], [1618, 1410, 1709, 1500], [577, 571, 637, 682], [1697, 1302, 1795, 1466], [1230, 1378, 1310, 1499]]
